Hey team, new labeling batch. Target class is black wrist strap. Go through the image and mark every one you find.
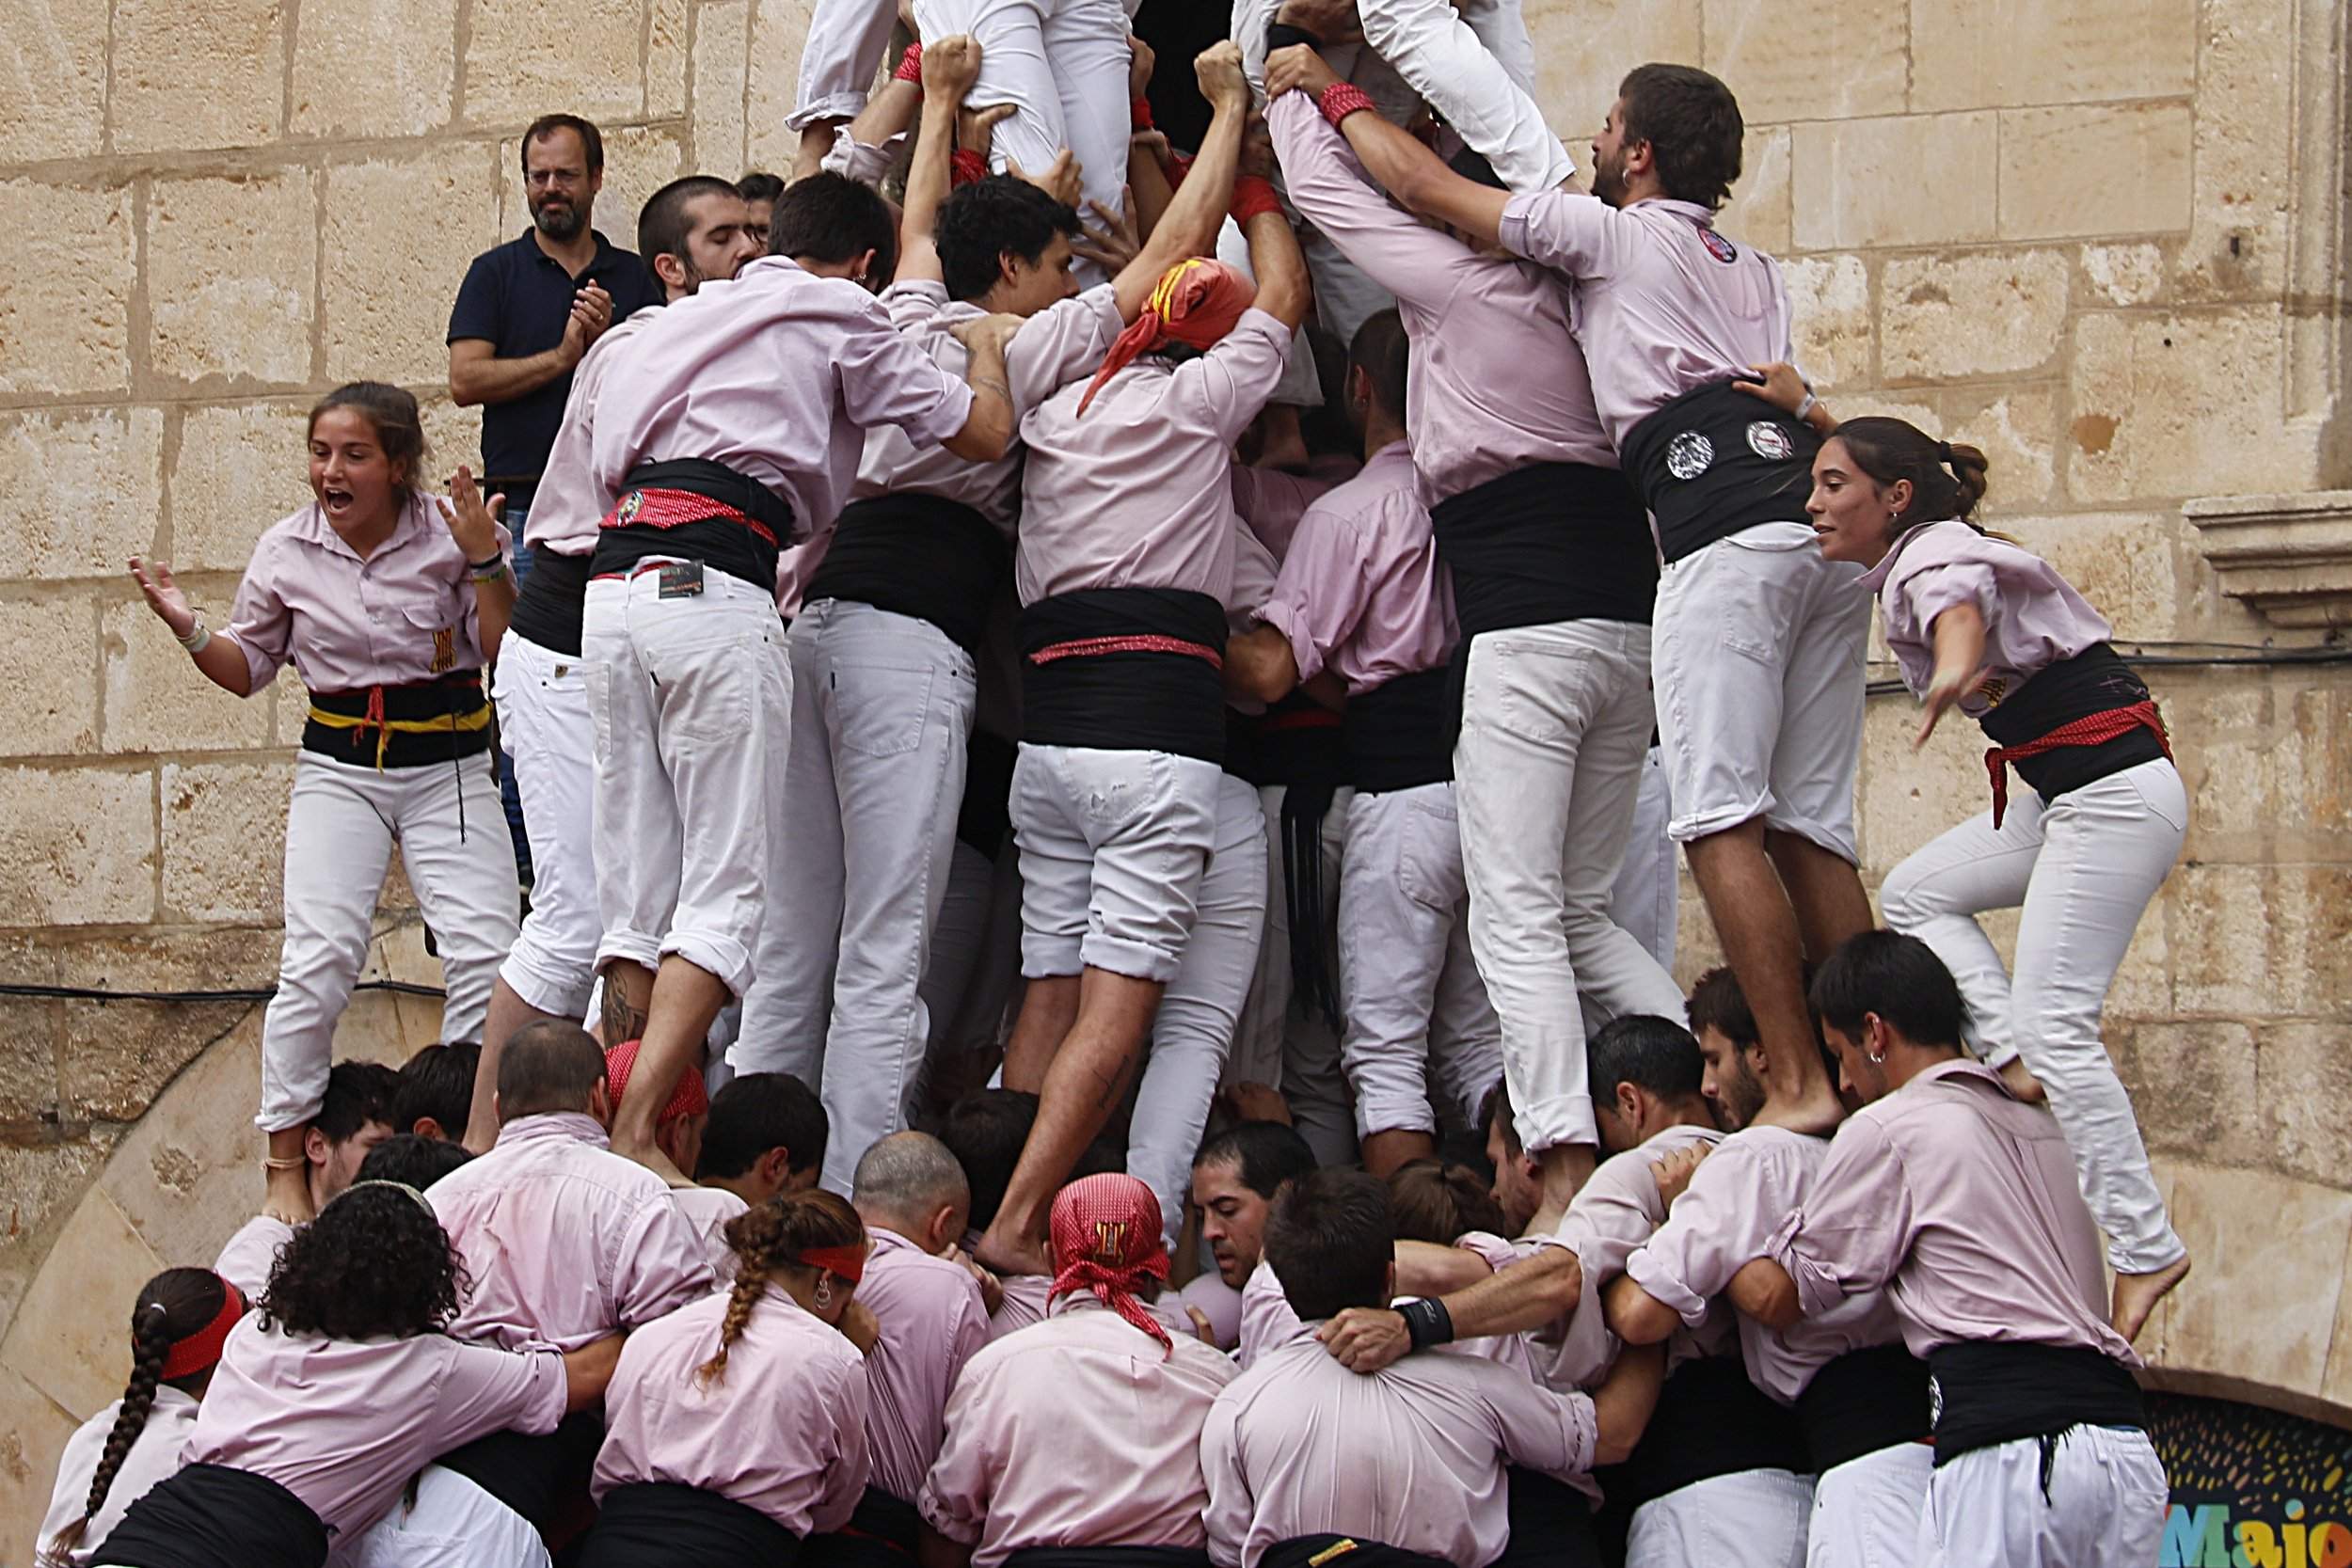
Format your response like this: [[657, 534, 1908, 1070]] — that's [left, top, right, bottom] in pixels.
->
[[1398, 1295, 1454, 1350], [467, 550, 505, 572], [1267, 22, 1325, 52]]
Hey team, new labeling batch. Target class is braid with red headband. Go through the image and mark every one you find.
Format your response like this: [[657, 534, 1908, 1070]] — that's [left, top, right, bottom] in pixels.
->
[[41, 1269, 241, 1568], [698, 1189, 868, 1386]]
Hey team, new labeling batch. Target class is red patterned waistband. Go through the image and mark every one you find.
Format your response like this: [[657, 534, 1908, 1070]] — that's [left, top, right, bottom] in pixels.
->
[[1028, 634, 1223, 670]]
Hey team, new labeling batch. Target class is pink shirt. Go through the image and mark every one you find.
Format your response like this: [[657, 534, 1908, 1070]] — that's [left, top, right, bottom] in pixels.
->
[[1255, 441, 1455, 695], [672, 1184, 751, 1279], [1202, 1322, 1595, 1568], [919, 1293, 1236, 1566], [1624, 1125, 1906, 1405], [1241, 1255, 1534, 1379], [1498, 192, 1799, 450], [40, 1387, 199, 1566], [186, 1317, 566, 1540], [221, 491, 509, 695], [427, 1113, 715, 1352], [1014, 309, 1294, 604], [1771, 1058, 2138, 1364], [1269, 96, 1614, 504], [987, 1273, 1054, 1342], [858, 281, 1127, 531], [858, 1227, 993, 1502], [528, 306, 663, 554], [215, 1213, 296, 1300], [592, 1284, 871, 1533], [1230, 466, 1344, 562], [589, 255, 976, 544], [1858, 519, 2116, 715]]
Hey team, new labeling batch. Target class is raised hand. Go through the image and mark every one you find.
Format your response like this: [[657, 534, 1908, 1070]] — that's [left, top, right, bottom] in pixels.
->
[[1073, 190, 1141, 272], [1195, 40, 1251, 112], [1265, 42, 1340, 102], [923, 32, 982, 97], [128, 555, 197, 640], [959, 101, 1016, 157], [437, 466, 505, 563], [1009, 149, 1083, 209]]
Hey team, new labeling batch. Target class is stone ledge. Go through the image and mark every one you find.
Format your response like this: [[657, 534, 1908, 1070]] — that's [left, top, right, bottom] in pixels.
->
[[2184, 489, 2352, 628]]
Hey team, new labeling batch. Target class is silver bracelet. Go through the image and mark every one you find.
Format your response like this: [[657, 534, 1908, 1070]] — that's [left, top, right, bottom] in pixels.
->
[[177, 615, 211, 654], [1793, 390, 1818, 424]]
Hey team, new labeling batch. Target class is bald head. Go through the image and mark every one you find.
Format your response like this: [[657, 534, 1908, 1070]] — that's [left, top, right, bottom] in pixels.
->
[[852, 1132, 972, 1254]]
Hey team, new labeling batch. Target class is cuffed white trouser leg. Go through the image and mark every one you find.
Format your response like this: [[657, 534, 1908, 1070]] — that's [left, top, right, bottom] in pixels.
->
[[1455, 620, 1688, 1155], [1133, 773, 1267, 1247], [1608, 744, 1679, 977], [1916, 1428, 2168, 1568], [1805, 1441, 1931, 1568], [492, 629, 599, 1021], [1011, 744, 1221, 983], [259, 751, 517, 1131], [1356, 0, 1573, 192], [1628, 1469, 1813, 1568], [1231, 783, 1357, 1165], [731, 618, 838, 1083], [1654, 522, 1869, 860], [1877, 759, 2188, 1275], [790, 0, 899, 130], [1337, 784, 1499, 1140], [583, 566, 792, 999]]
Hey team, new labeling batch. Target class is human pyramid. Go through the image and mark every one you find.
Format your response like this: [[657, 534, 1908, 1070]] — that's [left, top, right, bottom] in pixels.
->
[[52, 0, 2190, 1564]]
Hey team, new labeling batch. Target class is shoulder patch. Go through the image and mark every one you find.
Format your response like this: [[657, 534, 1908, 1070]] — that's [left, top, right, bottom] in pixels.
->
[[1699, 228, 1739, 263]]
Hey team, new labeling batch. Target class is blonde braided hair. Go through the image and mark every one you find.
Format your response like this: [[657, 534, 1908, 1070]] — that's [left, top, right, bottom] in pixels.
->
[[695, 1189, 864, 1386]]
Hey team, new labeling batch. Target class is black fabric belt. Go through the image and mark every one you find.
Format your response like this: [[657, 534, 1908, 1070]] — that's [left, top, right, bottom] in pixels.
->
[[1492, 1465, 1602, 1568], [1343, 667, 1453, 794], [1927, 1340, 2145, 1468], [1975, 641, 2167, 805], [1796, 1342, 1932, 1475], [589, 457, 795, 593], [301, 670, 492, 768], [1225, 694, 1349, 1032], [1592, 1354, 1809, 1517], [1620, 380, 1820, 564], [803, 494, 1011, 655], [576, 1481, 803, 1568], [1261, 1537, 1453, 1568], [804, 1485, 922, 1568], [1428, 462, 1657, 636], [93, 1462, 327, 1568], [434, 1412, 600, 1529], [507, 545, 593, 657], [958, 728, 1019, 857], [1224, 693, 1347, 791], [1002, 1549, 1213, 1568], [1019, 588, 1228, 765]]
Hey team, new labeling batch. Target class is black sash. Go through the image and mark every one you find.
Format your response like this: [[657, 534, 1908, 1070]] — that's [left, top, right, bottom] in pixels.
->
[[589, 457, 796, 592], [1491, 1465, 1603, 1568], [1019, 589, 1228, 765], [301, 670, 492, 768], [93, 1463, 327, 1568], [1795, 1343, 1932, 1475], [958, 727, 1019, 857], [507, 545, 595, 658], [1222, 694, 1346, 1032], [1260, 1537, 1454, 1568], [804, 1486, 922, 1568], [434, 1411, 600, 1529], [803, 495, 1012, 654], [1427, 463, 1658, 637], [575, 1481, 803, 1568], [1343, 668, 1453, 794], [1619, 381, 1820, 564], [1927, 1341, 2145, 1468], [1002, 1550, 1213, 1568], [1592, 1354, 1809, 1516], [1976, 642, 2167, 804]]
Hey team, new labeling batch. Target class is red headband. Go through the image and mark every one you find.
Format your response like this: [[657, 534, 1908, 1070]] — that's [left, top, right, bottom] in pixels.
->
[[1049, 1174, 1172, 1354], [605, 1038, 709, 1126], [799, 1243, 867, 1284], [161, 1278, 246, 1381]]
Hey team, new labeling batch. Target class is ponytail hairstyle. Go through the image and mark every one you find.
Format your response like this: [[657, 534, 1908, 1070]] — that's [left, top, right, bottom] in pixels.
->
[[307, 381, 431, 498], [1384, 1159, 1509, 1245], [698, 1189, 866, 1386], [42, 1269, 239, 1567], [1828, 416, 1991, 536]]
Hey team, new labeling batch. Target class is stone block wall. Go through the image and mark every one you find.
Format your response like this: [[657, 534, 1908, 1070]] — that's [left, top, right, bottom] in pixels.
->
[[1, 0, 2348, 1544]]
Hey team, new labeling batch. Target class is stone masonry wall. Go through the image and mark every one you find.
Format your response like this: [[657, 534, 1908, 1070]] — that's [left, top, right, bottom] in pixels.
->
[[0, 0, 2348, 1548]]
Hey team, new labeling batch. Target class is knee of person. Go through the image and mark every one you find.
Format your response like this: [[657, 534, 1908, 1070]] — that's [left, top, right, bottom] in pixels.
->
[[1876, 863, 1931, 927]]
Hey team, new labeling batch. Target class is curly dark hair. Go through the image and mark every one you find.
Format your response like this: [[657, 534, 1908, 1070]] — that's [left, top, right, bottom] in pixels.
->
[[260, 1182, 468, 1340]]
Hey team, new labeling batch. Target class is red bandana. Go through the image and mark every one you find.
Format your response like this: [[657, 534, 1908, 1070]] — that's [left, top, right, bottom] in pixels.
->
[[161, 1277, 246, 1382], [605, 1038, 709, 1127], [1075, 259, 1258, 416], [1049, 1174, 1172, 1354]]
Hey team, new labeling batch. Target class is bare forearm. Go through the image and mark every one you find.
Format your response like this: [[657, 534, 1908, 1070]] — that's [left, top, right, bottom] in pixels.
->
[[189, 634, 256, 697], [1129, 139, 1178, 242], [945, 337, 1016, 462], [1239, 207, 1309, 329], [849, 76, 922, 150], [450, 346, 573, 408], [1928, 603, 1988, 687], [1601, 1273, 1679, 1346], [1392, 1240, 1496, 1298], [1335, 105, 1506, 249], [899, 95, 960, 274], [471, 574, 516, 665], [1444, 1247, 1580, 1339], [1146, 103, 1247, 268]]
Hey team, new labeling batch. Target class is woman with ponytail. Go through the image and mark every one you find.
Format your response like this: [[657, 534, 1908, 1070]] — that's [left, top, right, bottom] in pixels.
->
[[39, 1271, 240, 1567], [580, 1189, 877, 1566], [1745, 369, 2192, 1343]]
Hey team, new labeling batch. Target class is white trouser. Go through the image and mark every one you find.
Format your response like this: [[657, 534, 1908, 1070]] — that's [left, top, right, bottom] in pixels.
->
[[1355, 0, 1570, 192], [1454, 620, 1688, 1154], [1011, 743, 1222, 982], [1653, 522, 1870, 859], [326, 1464, 550, 1568], [582, 564, 792, 998], [912, 0, 1133, 280], [1132, 773, 1267, 1248], [789, 0, 899, 130], [1608, 744, 1679, 976], [1337, 784, 1502, 1139], [1628, 1468, 1814, 1568], [491, 627, 599, 1020], [1917, 1428, 2168, 1568], [260, 750, 518, 1131], [1805, 1441, 1932, 1568], [734, 600, 977, 1192], [1230, 783, 1358, 1166], [1877, 759, 2189, 1275]]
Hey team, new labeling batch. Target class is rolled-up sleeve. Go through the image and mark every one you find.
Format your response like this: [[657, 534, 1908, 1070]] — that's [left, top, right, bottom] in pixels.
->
[[918, 1366, 998, 1544], [836, 307, 977, 448], [1498, 189, 1618, 278], [1625, 1140, 1782, 1330], [1177, 309, 1295, 449], [433, 1339, 569, 1447], [1771, 1116, 1913, 1320], [218, 535, 294, 695]]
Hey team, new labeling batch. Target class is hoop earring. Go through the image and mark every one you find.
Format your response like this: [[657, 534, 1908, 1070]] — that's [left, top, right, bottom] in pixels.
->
[[1866, 1048, 1886, 1065], [813, 1278, 834, 1310]]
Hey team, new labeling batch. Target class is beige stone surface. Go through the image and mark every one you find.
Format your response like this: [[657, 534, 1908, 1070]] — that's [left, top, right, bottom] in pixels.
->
[[466, 0, 646, 127], [2082, 243, 2167, 307], [323, 143, 503, 384], [1947, 386, 2060, 510], [1880, 249, 2069, 382], [1909, 0, 2195, 112], [2263, 1023, 2352, 1187], [0, 1363, 78, 1561], [0, 180, 135, 399], [2166, 1164, 2352, 1401], [1728, 126, 1790, 257], [0, 767, 154, 927], [0, 1187, 167, 1421], [161, 759, 293, 924], [1792, 114, 1997, 251], [56, 928, 280, 1122], [0, 598, 100, 758], [292, 0, 459, 138], [112, 0, 283, 153], [2119, 1021, 2259, 1155], [168, 401, 314, 573], [2066, 308, 2319, 505], [147, 174, 318, 389], [2176, 0, 2295, 305], [0, 407, 166, 580], [0, 1139, 111, 1341], [1703, 0, 1906, 125], [1997, 103, 2192, 241], [1519, 0, 1698, 155], [2003, 509, 2178, 641], [650, 0, 691, 119], [1782, 254, 1870, 390], [0, 0, 108, 164], [693, 0, 753, 175]]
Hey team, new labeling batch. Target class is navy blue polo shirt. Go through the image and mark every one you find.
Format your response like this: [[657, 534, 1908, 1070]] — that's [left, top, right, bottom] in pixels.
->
[[447, 229, 664, 485]]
